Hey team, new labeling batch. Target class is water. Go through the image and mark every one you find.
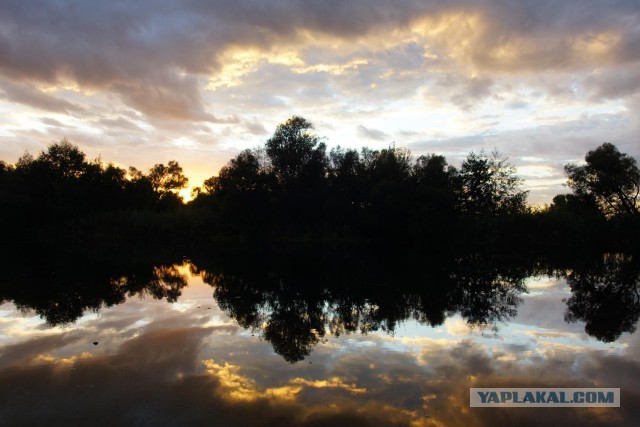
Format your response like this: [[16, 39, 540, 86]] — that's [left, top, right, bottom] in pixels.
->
[[0, 250, 638, 426]]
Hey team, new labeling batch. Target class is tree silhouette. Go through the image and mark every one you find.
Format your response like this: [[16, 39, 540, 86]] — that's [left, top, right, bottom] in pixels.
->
[[208, 149, 264, 194], [0, 160, 11, 175], [263, 116, 329, 232], [565, 143, 640, 218], [412, 154, 458, 239], [265, 116, 327, 189], [148, 160, 189, 194], [35, 138, 87, 180], [457, 149, 527, 216], [1, 121, 637, 251]]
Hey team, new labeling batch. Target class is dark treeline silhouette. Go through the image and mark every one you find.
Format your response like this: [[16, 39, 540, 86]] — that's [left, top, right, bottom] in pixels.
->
[[0, 117, 639, 252], [1, 244, 638, 362], [0, 138, 195, 252]]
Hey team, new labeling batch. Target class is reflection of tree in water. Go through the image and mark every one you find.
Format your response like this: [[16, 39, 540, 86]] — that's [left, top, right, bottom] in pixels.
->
[[201, 251, 530, 363], [10, 246, 639, 362], [208, 273, 328, 363], [141, 265, 189, 303], [1, 260, 188, 326], [450, 256, 526, 329], [564, 253, 640, 342]]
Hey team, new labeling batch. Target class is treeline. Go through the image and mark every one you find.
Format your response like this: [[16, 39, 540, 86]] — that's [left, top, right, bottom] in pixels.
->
[[0, 116, 638, 251], [0, 138, 194, 248]]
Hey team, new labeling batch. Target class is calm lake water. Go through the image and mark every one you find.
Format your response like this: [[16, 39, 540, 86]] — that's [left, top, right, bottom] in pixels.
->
[[0, 250, 638, 426]]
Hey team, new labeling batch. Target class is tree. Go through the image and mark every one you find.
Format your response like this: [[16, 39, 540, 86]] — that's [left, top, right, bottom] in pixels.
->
[[413, 154, 453, 188], [565, 143, 640, 218], [326, 147, 367, 232], [265, 116, 327, 189], [365, 145, 412, 183], [201, 149, 274, 234], [0, 160, 11, 175], [35, 138, 87, 180], [148, 160, 188, 194], [264, 116, 328, 232], [357, 146, 415, 239], [207, 149, 265, 194], [412, 154, 458, 237], [457, 149, 527, 216]]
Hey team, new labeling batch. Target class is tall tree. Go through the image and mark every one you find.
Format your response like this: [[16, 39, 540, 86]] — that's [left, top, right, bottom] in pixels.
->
[[201, 149, 273, 234], [147, 160, 188, 194], [35, 138, 87, 180], [264, 116, 328, 232], [265, 116, 327, 189], [0, 160, 10, 175], [207, 149, 265, 194], [457, 149, 527, 216], [565, 143, 640, 217], [412, 154, 458, 235]]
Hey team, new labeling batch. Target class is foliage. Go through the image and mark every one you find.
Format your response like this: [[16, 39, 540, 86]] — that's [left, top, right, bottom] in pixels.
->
[[457, 149, 528, 216], [565, 142, 640, 218], [265, 116, 327, 189], [148, 160, 188, 194]]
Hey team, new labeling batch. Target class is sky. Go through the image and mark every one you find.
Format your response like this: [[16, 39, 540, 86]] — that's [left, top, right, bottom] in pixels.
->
[[1, 0, 639, 204]]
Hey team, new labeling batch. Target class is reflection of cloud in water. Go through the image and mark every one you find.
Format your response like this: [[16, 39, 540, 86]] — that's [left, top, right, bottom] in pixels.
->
[[1, 256, 639, 425], [0, 321, 636, 426]]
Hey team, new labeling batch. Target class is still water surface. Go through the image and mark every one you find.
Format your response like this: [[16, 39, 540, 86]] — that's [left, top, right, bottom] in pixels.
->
[[0, 251, 638, 426]]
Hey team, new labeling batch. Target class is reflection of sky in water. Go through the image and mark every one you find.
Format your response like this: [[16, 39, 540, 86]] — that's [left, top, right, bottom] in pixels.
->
[[0, 263, 637, 426]]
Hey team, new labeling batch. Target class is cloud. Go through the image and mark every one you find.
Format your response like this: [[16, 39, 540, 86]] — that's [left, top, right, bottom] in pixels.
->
[[2, 0, 636, 118], [0, 333, 83, 367], [96, 116, 143, 132], [586, 68, 640, 99], [357, 124, 389, 141], [243, 120, 268, 135], [0, 325, 421, 427], [448, 76, 495, 110], [40, 117, 65, 127], [0, 78, 83, 113]]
